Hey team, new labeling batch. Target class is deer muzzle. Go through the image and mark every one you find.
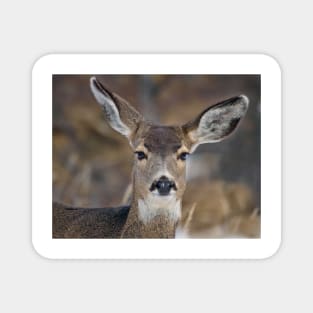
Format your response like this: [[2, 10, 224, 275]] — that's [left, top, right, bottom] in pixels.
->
[[149, 176, 177, 196]]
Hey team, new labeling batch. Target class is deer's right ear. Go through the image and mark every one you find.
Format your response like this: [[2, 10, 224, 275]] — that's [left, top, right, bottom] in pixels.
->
[[90, 77, 143, 138], [182, 95, 249, 152]]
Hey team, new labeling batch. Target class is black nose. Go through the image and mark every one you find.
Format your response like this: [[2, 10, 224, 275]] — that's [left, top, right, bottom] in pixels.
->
[[150, 176, 176, 196]]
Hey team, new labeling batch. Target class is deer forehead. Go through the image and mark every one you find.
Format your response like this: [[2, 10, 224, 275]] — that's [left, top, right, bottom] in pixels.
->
[[135, 125, 188, 154]]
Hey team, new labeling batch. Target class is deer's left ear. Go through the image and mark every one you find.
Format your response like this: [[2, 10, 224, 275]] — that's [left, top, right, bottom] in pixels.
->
[[182, 95, 249, 152]]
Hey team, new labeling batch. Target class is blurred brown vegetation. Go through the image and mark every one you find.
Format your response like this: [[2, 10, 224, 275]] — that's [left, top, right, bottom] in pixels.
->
[[53, 75, 260, 238]]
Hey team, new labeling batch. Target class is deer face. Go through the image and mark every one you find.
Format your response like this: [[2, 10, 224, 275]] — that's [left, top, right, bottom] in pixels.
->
[[90, 77, 249, 223], [132, 124, 188, 200]]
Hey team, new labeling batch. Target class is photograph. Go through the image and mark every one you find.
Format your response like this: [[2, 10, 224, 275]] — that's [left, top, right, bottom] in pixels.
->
[[52, 74, 261, 239]]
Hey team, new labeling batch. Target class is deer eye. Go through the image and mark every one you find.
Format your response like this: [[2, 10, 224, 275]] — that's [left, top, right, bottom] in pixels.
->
[[135, 151, 147, 160], [178, 152, 189, 161]]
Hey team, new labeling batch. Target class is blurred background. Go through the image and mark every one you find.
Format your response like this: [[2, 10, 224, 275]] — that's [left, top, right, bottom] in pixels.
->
[[53, 75, 261, 238]]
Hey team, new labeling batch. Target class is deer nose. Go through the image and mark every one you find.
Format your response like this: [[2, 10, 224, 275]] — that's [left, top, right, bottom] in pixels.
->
[[150, 176, 177, 196]]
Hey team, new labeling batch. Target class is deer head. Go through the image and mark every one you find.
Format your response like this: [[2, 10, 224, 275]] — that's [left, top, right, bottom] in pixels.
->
[[90, 77, 249, 232]]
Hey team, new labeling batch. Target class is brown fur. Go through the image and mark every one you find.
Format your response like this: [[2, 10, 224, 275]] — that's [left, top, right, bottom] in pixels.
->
[[53, 202, 130, 238], [121, 205, 176, 238]]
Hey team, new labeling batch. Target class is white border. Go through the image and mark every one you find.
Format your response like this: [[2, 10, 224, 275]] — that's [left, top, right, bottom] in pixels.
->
[[32, 54, 281, 259]]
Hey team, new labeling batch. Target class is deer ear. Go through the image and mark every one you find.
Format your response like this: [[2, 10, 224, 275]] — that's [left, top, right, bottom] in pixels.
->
[[90, 77, 143, 138], [183, 95, 249, 152]]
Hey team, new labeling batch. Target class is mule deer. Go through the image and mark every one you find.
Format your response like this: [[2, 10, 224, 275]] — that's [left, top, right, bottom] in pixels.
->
[[53, 77, 249, 238]]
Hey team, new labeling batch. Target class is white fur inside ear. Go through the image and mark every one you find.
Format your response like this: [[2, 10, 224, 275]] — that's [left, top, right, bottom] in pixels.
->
[[90, 78, 131, 136], [195, 96, 249, 146]]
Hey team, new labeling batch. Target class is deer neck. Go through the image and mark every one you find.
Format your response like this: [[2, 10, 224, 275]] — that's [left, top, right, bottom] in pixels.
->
[[121, 192, 181, 238]]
